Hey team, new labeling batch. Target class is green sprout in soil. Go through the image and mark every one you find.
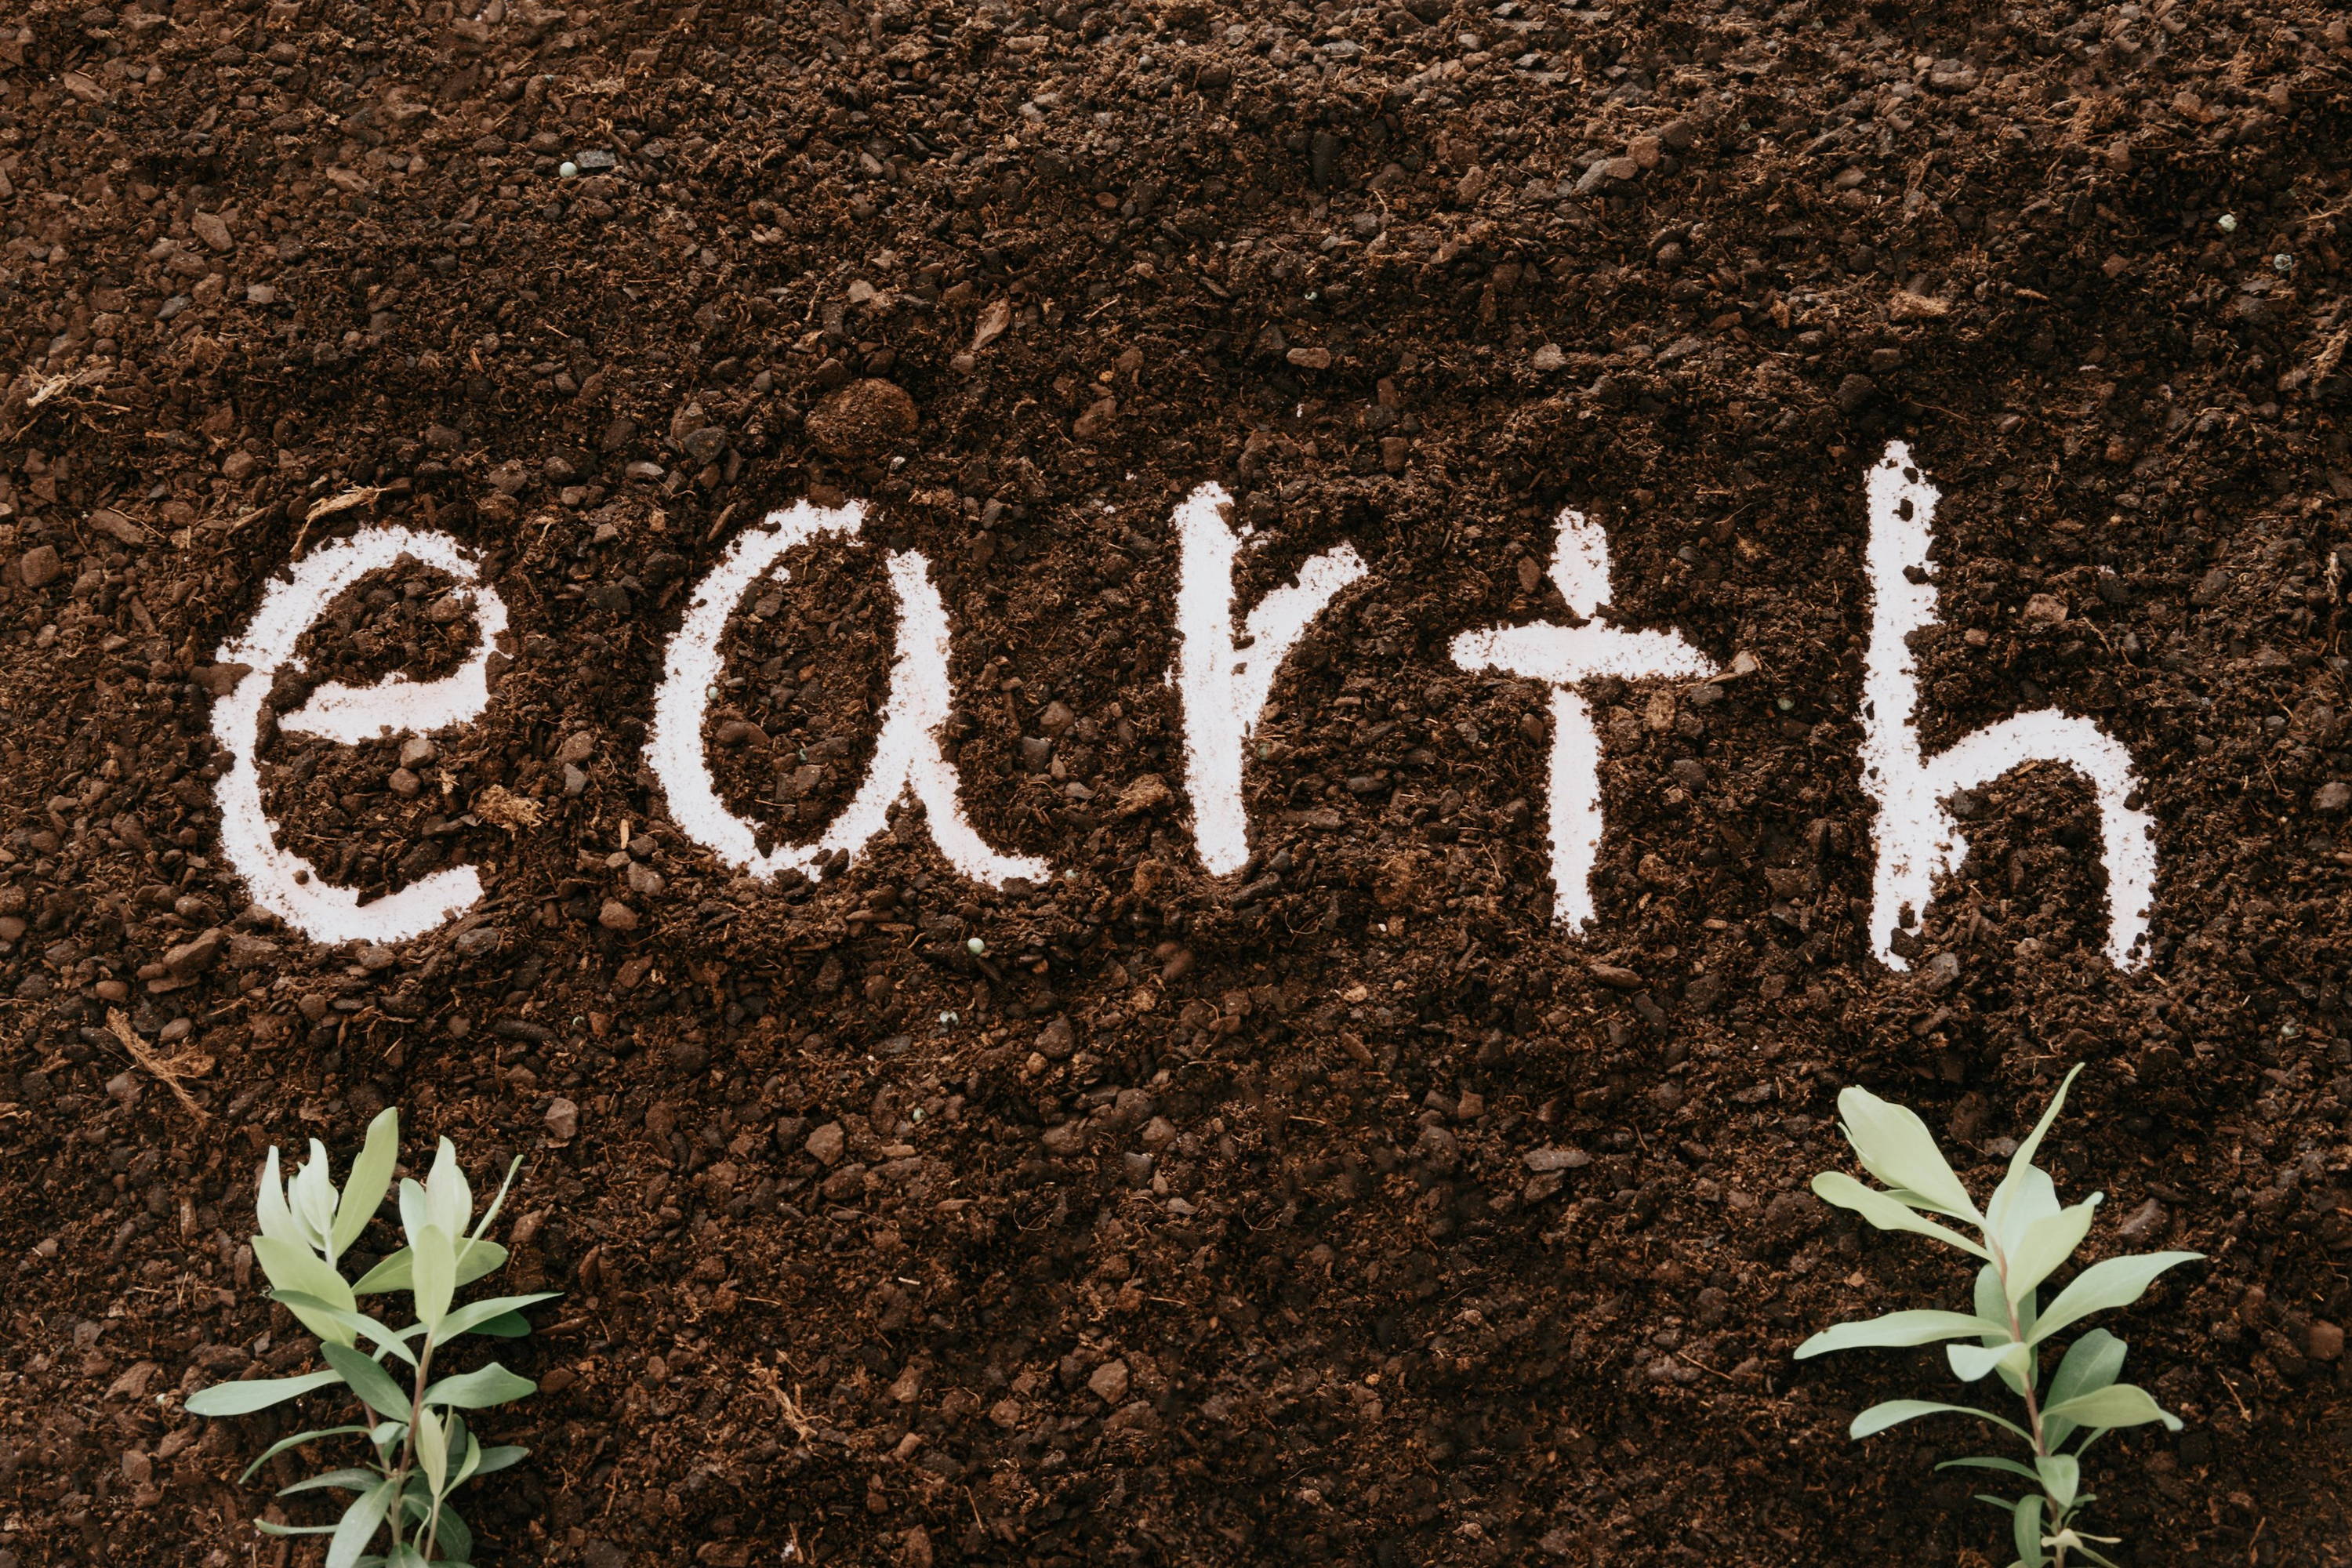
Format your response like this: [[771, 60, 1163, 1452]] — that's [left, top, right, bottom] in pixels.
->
[[184, 1109, 557, 1567], [1797, 1066, 2201, 1568]]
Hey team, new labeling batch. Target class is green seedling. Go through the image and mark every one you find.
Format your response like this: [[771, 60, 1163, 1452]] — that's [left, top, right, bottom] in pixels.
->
[[185, 1109, 557, 1567], [1797, 1065, 2201, 1568]]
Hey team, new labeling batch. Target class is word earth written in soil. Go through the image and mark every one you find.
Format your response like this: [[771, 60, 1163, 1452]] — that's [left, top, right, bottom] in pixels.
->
[[212, 442, 2154, 971]]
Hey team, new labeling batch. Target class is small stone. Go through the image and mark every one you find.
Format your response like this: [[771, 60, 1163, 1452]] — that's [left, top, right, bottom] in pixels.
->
[[164, 929, 224, 977], [1115, 772, 1172, 818], [681, 426, 729, 464], [558, 161, 579, 178], [355, 944, 397, 972], [1036, 1015, 1076, 1060], [1530, 343, 1566, 372], [1523, 1146, 1592, 1172], [2117, 1198, 2168, 1243], [804, 378, 918, 459], [2315, 782, 2350, 813], [1286, 346, 1333, 371], [191, 211, 234, 252], [1834, 373, 1877, 412], [1587, 962, 1642, 989], [17, 544, 60, 588], [1087, 1359, 1131, 1403], [545, 1097, 579, 1140], [2022, 593, 2068, 626], [597, 899, 639, 931], [805, 1123, 846, 1166], [2310, 1320, 2344, 1362], [387, 767, 422, 797]]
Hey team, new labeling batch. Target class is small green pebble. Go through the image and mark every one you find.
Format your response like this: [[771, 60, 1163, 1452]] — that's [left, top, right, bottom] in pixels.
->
[[1777, 696, 1795, 712], [559, 161, 579, 178], [2216, 212, 2238, 232], [967, 937, 986, 955], [2273, 252, 2296, 274]]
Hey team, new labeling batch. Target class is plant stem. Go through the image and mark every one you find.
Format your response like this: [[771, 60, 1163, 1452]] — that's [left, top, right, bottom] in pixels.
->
[[2002, 1265, 2066, 1568], [386, 1337, 436, 1559]]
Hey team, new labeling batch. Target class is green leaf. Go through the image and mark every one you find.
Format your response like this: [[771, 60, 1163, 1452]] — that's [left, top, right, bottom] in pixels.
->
[[1947, 1340, 2031, 1384], [469, 1444, 528, 1477], [333, 1108, 401, 1258], [434, 1293, 561, 1342], [1972, 1265, 2034, 1396], [351, 1247, 413, 1296], [2031, 1251, 2205, 1345], [470, 1155, 524, 1243], [453, 1240, 509, 1287], [386, 1547, 431, 1568], [1833, 1083, 1982, 1220], [326, 1476, 397, 1568], [422, 1362, 535, 1410], [238, 1425, 373, 1483], [187, 1368, 345, 1417], [322, 1343, 413, 1422], [2004, 1197, 2103, 1308], [1986, 1163, 2062, 1267], [2009, 1064, 2084, 1190], [276, 1467, 384, 1497], [414, 1224, 457, 1334], [271, 1292, 419, 1367], [253, 1519, 341, 1537], [2036, 1453, 2080, 1513], [430, 1499, 473, 1563], [2044, 1329, 2127, 1446], [296, 1138, 342, 1239], [252, 1236, 361, 1346], [417, 1407, 451, 1497], [1849, 1399, 2031, 1443], [423, 1139, 474, 1242], [2013, 1493, 2047, 1568], [1936, 1456, 2042, 1483], [468, 1312, 531, 1339], [1795, 1309, 2005, 1359], [449, 1426, 481, 1494], [2042, 1381, 2183, 1432], [1973, 1264, 2036, 1340], [257, 1145, 302, 1251], [1811, 1172, 1989, 1258]]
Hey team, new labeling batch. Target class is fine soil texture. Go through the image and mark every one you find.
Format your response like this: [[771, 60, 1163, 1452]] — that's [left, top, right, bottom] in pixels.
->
[[4, 1, 2352, 1565]]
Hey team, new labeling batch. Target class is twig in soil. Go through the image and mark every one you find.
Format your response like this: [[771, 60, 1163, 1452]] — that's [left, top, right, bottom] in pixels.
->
[[104, 1008, 210, 1120], [752, 1363, 819, 1442]]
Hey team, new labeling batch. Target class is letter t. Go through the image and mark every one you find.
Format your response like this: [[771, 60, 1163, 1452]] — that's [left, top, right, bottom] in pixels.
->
[[1450, 510, 1715, 929]]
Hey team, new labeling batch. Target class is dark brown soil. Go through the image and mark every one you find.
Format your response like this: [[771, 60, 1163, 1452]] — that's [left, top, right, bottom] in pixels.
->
[[5, 1, 2352, 1564]]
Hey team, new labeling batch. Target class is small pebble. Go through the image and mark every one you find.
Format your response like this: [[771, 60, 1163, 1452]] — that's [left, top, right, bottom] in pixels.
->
[[558, 161, 579, 178]]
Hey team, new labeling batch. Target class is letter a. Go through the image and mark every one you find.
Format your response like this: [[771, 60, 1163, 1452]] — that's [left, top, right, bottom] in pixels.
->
[[650, 500, 1049, 887], [212, 527, 510, 946], [1860, 442, 2156, 969], [1450, 510, 1715, 929], [1173, 483, 1365, 876]]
